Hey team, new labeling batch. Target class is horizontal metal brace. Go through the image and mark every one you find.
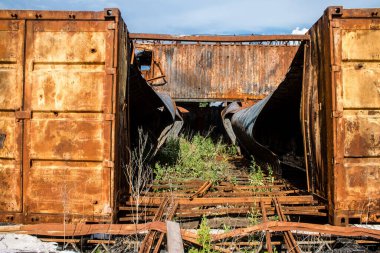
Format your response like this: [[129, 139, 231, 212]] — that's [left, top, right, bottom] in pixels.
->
[[15, 111, 31, 119]]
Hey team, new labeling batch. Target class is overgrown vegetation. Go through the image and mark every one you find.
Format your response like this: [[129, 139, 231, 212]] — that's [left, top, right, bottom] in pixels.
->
[[189, 216, 218, 253], [154, 133, 237, 182], [248, 158, 265, 187], [248, 158, 275, 190]]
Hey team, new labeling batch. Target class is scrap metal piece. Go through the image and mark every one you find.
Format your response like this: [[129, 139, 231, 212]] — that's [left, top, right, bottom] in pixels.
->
[[273, 197, 301, 253], [261, 200, 273, 253]]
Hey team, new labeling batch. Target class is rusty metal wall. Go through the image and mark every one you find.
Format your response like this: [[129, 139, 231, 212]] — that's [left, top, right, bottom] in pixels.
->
[[0, 9, 128, 224], [136, 43, 299, 101], [303, 6, 380, 225]]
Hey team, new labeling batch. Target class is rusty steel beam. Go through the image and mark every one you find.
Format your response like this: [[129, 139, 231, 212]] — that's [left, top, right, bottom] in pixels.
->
[[138, 197, 169, 253], [2, 221, 380, 241], [153, 201, 179, 253], [0, 8, 119, 20], [211, 221, 380, 241], [123, 208, 326, 219], [273, 198, 301, 253], [261, 200, 273, 253], [149, 183, 288, 190], [127, 195, 315, 206], [189, 181, 212, 200], [142, 189, 301, 198], [216, 241, 282, 246], [129, 33, 310, 42]]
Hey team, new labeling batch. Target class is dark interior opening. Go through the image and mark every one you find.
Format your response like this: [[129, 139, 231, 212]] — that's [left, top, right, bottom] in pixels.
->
[[253, 44, 305, 173], [136, 49, 153, 71], [177, 102, 230, 142]]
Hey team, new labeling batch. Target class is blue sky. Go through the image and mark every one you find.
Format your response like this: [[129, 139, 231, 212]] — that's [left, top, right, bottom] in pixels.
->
[[0, 0, 378, 34]]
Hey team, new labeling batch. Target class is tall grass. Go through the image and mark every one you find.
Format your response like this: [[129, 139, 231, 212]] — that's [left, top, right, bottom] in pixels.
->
[[154, 133, 236, 182]]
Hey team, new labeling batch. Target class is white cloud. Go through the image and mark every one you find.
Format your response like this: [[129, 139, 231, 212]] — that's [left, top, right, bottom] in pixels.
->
[[292, 27, 308, 35]]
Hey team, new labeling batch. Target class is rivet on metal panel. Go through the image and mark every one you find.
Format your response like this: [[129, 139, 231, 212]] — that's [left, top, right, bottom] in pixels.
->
[[104, 114, 115, 121], [103, 160, 114, 168], [107, 23, 116, 30], [0, 133, 6, 149]]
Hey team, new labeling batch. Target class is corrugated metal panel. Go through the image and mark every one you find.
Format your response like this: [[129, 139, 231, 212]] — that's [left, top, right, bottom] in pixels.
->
[[0, 20, 24, 214], [304, 7, 380, 225], [137, 43, 299, 101], [23, 19, 115, 221], [337, 18, 380, 222], [0, 9, 128, 224]]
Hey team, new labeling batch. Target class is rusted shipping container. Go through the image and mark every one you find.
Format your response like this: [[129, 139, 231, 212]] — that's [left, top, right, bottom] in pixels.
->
[[302, 6, 380, 225], [132, 37, 303, 102], [0, 9, 129, 224]]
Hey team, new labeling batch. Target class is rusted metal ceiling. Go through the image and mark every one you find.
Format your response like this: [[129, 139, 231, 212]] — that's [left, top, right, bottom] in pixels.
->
[[135, 42, 299, 101]]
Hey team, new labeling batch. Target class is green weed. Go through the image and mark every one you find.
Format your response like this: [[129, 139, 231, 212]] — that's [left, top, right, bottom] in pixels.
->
[[189, 215, 216, 253], [248, 158, 265, 187], [248, 207, 261, 225], [267, 164, 275, 184], [154, 134, 232, 182]]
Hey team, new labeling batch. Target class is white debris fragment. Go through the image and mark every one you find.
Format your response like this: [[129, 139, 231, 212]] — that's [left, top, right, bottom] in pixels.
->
[[0, 233, 74, 253]]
